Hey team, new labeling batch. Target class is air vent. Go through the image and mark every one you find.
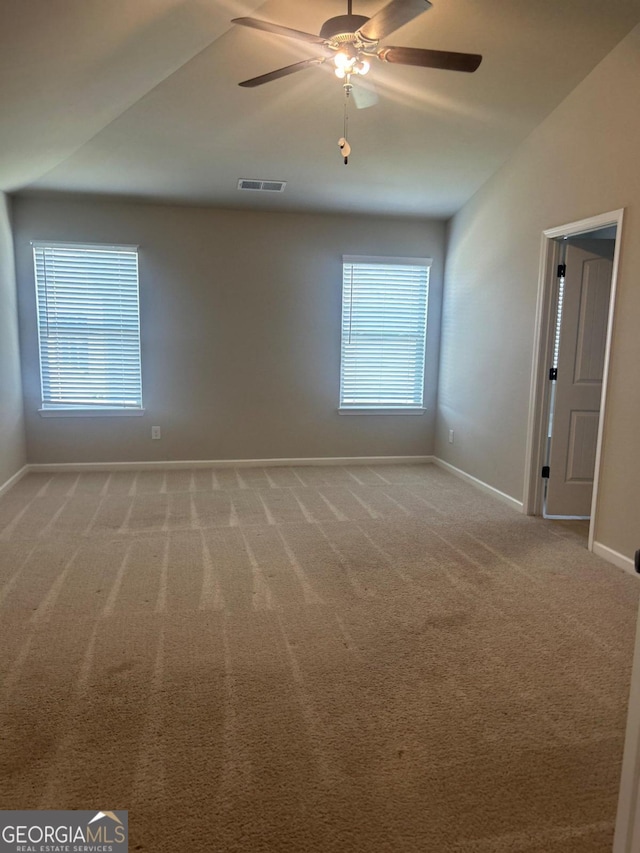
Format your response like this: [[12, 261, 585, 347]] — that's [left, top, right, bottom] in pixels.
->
[[238, 179, 287, 192]]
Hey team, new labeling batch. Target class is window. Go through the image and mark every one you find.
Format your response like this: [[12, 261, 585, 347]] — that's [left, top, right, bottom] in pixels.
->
[[33, 242, 143, 414], [339, 256, 431, 412]]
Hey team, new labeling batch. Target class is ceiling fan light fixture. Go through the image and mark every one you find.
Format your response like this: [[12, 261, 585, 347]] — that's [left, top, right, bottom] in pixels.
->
[[334, 50, 356, 70], [232, 1, 483, 90]]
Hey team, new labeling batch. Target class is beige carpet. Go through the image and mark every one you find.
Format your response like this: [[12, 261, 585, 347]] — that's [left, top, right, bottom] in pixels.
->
[[0, 463, 638, 852]]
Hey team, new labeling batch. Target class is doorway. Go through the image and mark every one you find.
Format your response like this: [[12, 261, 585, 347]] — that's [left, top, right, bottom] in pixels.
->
[[523, 209, 624, 551], [545, 233, 615, 518]]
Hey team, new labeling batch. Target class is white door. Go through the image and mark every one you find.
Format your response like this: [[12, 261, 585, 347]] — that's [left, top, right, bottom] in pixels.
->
[[545, 240, 613, 517]]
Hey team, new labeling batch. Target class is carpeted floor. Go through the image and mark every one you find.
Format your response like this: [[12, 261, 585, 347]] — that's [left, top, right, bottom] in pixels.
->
[[0, 463, 637, 852]]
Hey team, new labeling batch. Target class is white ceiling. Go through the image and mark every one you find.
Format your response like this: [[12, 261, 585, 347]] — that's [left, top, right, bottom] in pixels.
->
[[2, 0, 640, 217]]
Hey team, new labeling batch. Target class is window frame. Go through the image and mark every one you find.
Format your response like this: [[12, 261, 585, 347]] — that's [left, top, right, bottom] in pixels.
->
[[32, 240, 144, 417], [338, 255, 431, 415]]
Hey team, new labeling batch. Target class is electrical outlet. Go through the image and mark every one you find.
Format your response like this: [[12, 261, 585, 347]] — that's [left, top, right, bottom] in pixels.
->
[[448, 429, 455, 444], [151, 426, 161, 440]]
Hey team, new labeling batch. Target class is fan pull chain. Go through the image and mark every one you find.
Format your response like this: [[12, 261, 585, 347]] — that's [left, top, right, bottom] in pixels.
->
[[338, 84, 351, 165], [343, 93, 349, 164]]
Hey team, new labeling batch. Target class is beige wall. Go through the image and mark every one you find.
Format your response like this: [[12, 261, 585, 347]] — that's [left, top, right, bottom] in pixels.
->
[[437, 24, 640, 558], [13, 197, 444, 464], [0, 193, 26, 487]]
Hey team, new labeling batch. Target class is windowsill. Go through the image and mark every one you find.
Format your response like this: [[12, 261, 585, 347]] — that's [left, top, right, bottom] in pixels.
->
[[338, 408, 426, 416], [39, 408, 145, 418]]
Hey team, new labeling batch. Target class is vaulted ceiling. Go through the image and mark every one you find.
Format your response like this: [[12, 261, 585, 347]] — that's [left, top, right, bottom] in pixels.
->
[[2, 0, 640, 217]]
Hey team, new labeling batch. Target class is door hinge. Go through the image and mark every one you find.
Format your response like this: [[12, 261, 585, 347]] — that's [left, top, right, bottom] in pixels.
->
[[557, 263, 566, 278], [549, 367, 558, 381], [541, 465, 550, 478]]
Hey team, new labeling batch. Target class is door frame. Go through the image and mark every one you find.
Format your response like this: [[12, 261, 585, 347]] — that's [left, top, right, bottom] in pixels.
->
[[614, 603, 640, 852], [523, 208, 624, 550]]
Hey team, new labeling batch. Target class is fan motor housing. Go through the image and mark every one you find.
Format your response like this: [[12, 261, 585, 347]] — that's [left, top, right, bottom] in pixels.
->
[[319, 14, 370, 42]]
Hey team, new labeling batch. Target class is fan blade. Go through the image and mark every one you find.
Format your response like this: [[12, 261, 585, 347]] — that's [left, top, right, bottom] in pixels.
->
[[351, 80, 379, 109], [357, 0, 432, 42], [239, 58, 325, 88], [232, 17, 326, 45], [378, 46, 482, 72]]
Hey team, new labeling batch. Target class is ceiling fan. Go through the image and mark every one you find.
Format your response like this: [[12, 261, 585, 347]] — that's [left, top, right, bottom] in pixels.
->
[[231, 0, 482, 89]]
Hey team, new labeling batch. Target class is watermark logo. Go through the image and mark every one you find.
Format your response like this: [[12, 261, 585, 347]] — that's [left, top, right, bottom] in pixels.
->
[[0, 810, 128, 853]]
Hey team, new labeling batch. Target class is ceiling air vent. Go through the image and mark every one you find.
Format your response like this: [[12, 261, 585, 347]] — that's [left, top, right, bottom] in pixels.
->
[[238, 179, 287, 192]]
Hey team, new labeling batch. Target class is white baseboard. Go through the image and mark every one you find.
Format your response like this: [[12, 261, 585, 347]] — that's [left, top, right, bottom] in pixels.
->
[[26, 455, 435, 474], [434, 458, 524, 512], [593, 541, 637, 576], [0, 464, 28, 497]]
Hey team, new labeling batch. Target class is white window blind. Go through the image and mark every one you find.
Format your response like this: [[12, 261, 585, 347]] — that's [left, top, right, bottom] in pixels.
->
[[340, 256, 430, 410], [33, 242, 143, 411]]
